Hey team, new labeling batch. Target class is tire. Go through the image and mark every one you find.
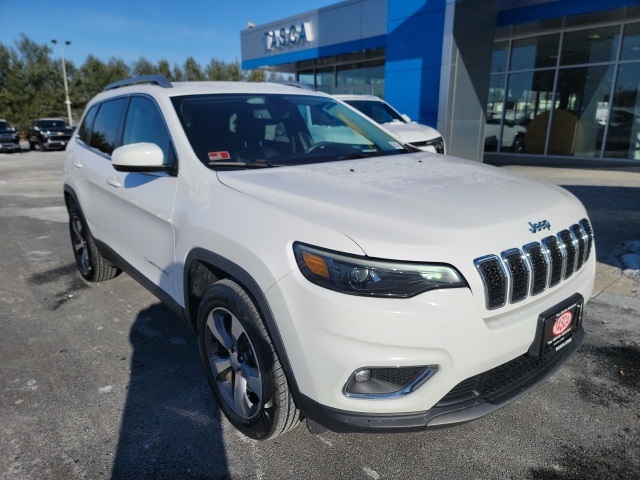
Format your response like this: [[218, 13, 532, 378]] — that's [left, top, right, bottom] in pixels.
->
[[38, 140, 46, 152], [68, 203, 121, 282], [198, 279, 300, 440], [512, 135, 525, 153]]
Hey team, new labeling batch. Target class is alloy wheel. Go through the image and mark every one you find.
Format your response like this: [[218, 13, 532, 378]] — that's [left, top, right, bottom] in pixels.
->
[[204, 307, 263, 419]]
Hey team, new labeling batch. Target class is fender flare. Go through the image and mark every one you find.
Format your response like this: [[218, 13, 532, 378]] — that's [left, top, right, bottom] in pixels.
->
[[183, 247, 301, 396]]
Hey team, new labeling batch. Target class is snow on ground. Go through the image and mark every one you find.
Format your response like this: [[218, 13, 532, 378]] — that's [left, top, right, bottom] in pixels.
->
[[608, 241, 640, 282]]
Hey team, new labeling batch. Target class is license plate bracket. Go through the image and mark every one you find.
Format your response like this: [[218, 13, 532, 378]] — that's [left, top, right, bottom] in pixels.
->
[[528, 293, 583, 359]]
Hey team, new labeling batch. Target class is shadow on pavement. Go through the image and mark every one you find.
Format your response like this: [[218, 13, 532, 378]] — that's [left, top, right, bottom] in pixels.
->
[[560, 185, 640, 266], [111, 303, 230, 479]]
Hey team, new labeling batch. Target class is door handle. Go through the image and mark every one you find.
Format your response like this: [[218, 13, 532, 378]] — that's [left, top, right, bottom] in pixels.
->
[[107, 177, 122, 188], [73, 160, 83, 169]]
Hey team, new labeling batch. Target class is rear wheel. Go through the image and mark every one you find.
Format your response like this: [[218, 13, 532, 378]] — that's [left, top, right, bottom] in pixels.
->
[[198, 279, 300, 439], [68, 203, 121, 282]]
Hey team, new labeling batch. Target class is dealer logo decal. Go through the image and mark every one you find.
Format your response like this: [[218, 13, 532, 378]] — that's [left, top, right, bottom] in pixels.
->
[[552, 311, 573, 336]]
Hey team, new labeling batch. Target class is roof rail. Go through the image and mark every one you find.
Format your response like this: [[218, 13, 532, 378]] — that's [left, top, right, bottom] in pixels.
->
[[103, 75, 173, 92], [270, 80, 316, 91]]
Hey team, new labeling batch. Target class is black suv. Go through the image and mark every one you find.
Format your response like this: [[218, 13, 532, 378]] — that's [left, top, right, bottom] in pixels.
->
[[0, 119, 20, 153], [27, 118, 74, 151]]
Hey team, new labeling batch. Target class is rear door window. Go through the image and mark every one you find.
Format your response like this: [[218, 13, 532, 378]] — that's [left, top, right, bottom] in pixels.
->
[[77, 105, 98, 145]]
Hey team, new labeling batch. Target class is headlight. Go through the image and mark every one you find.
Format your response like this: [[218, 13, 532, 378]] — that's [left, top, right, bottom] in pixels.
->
[[425, 136, 445, 154], [293, 243, 467, 298]]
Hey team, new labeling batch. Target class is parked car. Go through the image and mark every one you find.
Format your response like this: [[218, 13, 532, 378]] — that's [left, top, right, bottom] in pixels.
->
[[335, 94, 445, 154], [0, 119, 20, 153], [484, 118, 527, 153], [64, 76, 595, 440], [28, 118, 74, 151]]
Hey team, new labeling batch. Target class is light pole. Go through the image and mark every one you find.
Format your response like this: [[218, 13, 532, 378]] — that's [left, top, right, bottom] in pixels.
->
[[51, 39, 73, 126]]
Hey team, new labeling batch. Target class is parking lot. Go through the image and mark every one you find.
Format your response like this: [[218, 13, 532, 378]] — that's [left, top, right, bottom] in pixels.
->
[[1, 149, 639, 479]]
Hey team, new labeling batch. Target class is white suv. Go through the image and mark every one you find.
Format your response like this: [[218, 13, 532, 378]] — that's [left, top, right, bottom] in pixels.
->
[[63, 76, 595, 440], [334, 94, 445, 154]]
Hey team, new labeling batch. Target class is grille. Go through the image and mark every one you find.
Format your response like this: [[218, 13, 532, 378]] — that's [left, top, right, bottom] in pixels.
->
[[523, 243, 547, 295], [542, 235, 564, 287], [502, 249, 529, 303], [436, 345, 566, 407], [474, 256, 507, 310], [474, 219, 593, 310]]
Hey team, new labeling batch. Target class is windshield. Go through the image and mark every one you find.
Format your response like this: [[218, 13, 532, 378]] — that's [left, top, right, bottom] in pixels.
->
[[172, 94, 409, 168], [0, 121, 9, 130], [344, 100, 406, 125], [37, 119, 68, 129]]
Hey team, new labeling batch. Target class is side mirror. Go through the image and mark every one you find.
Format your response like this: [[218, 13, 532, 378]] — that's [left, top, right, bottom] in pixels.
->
[[401, 114, 412, 123], [112, 142, 172, 173]]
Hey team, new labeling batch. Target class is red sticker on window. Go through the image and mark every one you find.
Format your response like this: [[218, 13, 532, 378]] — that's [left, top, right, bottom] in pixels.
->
[[208, 151, 231, 161]]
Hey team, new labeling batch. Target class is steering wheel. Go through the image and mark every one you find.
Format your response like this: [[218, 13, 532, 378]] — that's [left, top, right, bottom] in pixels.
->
[[305, 142, 334, 153]]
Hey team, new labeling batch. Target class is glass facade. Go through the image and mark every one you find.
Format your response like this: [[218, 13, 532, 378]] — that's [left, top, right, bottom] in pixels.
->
[[296, 50, 386, 97], [486, 21, 640, 161]]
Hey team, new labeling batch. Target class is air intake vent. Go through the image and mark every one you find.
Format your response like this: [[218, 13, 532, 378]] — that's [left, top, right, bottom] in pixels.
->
[[474, 219, 593, 310]]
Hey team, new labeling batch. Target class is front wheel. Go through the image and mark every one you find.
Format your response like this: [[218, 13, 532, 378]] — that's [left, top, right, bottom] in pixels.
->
[[198, 279, 300, 439], [512, 135, 525, 153], [68, 203, 121, 282]]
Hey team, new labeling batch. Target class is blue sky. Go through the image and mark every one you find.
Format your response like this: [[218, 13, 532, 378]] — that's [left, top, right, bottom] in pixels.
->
[[0, 0, 338, 68]]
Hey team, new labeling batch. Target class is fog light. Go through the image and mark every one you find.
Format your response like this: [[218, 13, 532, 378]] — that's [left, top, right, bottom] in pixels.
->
[[343, 365, 439, 399], [354, 369, 372, 383]]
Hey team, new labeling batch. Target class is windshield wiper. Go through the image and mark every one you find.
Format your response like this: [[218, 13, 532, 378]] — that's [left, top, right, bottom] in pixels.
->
[[337, 152, 368, 160], [209, 159, 274, 169]]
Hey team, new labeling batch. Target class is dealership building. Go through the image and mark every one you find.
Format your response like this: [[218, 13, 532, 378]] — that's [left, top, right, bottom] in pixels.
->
[[241, 0, 640, 164]]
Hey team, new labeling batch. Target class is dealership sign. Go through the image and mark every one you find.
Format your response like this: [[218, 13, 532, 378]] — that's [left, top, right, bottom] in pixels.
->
[[264, 23, 311, 51]]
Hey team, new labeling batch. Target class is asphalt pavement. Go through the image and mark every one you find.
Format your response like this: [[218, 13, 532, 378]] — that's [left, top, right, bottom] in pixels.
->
[[1, 150, 639, 479]]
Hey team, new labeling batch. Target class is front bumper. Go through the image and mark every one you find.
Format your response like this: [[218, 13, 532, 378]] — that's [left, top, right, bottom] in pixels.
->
[[265, 256, 594, 431], [43, 138, 71, 149], [0, 142, 20, 152], [298, 328, 584, 432]]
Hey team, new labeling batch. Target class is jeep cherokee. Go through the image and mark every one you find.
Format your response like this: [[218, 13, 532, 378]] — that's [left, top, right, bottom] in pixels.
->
[[63, 76, 595, 440]]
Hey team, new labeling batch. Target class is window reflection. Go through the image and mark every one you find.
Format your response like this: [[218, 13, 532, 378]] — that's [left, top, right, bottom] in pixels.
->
[[507, 70, 554, 154], [491, 42, 509, 74], [560, 26, 619, 66], [510, 34, 559, 71], [336, 61, 385, 96], [553, 65, 614, 156], [621, 22, 640, 61], [486, 22, 640, 161], [605, 63, 640, 159]]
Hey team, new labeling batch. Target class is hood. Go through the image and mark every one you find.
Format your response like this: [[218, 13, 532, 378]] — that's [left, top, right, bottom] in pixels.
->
[[381, 121, 440, 144], [217, 153, 588, 265]]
